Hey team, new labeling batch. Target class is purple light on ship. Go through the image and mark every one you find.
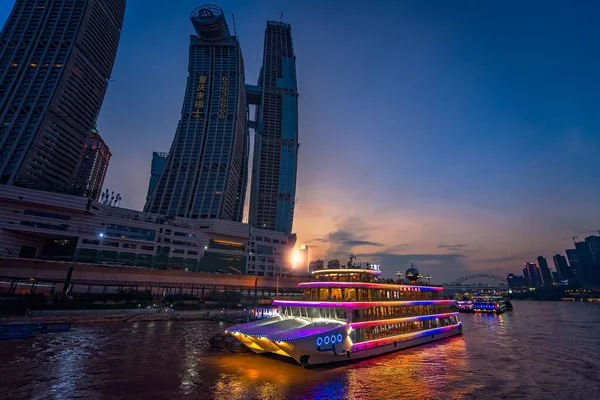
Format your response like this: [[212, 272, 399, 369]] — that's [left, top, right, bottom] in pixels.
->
[[272, 300, 456, 308], [298, 282, 443, 291]]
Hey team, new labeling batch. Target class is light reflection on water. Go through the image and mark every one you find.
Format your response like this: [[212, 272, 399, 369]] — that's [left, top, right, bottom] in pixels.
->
[[1, 301, 599, 400]]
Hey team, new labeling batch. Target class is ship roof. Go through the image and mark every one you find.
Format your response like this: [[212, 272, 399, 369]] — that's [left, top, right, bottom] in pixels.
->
[[312, 268, 381, 276], [298, 281, 443, 291], [226, 316, 345, 340]]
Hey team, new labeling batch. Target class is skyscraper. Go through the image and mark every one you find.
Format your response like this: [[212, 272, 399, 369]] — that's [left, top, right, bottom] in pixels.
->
[[146, 151, 167, 202], [298, 244, 309, 272], [536, 256, 553, 285], [565, 249, 583, 284], [249, 20, 299, 233], [574, 241, 598, 285], [145, 5, 248, 221], [584, 235, 600, 281], [70, 128, 111, 200], [0, 0, 125, 192], [525, 262, 542, 286], [522, 266, 531, 286], [552, 253, 571, 281]]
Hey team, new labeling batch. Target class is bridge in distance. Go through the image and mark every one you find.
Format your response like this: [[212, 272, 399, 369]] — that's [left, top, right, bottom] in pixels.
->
[[442, 273, 508, 295]]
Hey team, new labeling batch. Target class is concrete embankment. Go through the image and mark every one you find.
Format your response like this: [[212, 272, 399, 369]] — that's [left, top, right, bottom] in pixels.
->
[[0, 309, 247, 325]]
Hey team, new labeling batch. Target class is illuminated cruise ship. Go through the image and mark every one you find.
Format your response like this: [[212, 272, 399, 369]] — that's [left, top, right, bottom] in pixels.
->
[[226, 262, 462, 367]]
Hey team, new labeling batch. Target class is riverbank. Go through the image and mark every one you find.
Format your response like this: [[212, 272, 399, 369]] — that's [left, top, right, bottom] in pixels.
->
[[0, 308, 247, 325]]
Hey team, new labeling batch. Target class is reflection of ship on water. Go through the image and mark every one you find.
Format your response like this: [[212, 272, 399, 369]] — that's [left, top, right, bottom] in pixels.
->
[[455, 291, 513, 313], [225, 256, 462, 367]]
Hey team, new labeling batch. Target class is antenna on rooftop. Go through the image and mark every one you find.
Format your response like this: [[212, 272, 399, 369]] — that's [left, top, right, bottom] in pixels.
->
[[232, 14, 237, 37], [280, 12, 283, 23]]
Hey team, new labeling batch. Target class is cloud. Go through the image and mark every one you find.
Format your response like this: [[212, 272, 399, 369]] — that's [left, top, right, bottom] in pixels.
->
[[315, 229, 384, 248], [437, 243, 468, 251], [344, 239, 384, 247], [314, 216, 387, 258], [383, 243, 410, 252], [479, 255, 526, 264], [353, 251, 472, 283]]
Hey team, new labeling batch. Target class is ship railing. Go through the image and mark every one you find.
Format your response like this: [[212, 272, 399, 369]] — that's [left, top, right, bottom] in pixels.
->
[[358, 308, 452, 321], [272, 295, 304, 301], [278, 295, 444, 302]]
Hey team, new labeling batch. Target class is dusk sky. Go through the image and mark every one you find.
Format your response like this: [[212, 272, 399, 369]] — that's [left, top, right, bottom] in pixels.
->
[[2, 1, 599, 282]]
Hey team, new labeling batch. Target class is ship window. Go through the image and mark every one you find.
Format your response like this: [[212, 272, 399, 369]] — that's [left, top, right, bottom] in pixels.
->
[[336, 309, 347, 319], [330, 288, 341, 301], [309, 307, 319, 318], [292, 307, 300, 317], [319, 288, 329, 300], [345, 288, 357, 301]]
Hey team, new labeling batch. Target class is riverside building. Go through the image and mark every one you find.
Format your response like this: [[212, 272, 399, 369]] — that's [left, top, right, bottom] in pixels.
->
[[0, 185, 294, 276]]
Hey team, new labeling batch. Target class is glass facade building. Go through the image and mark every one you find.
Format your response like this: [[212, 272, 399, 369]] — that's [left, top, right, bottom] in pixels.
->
[[552, 254, 571, 281], [574, 241, 598, 285], [70, 128, 111, 200], [146, 151, 167, 202], [566, 248, 583, 284], [536, 256, 553, 285], [249, 21, 299, 233], [0, 0, 125, 192], [145, 5, 248, 221], [584, 235, 600, 283]]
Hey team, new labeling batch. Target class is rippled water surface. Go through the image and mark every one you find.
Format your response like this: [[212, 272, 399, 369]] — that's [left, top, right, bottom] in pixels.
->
[[1, 301, 600, 400]]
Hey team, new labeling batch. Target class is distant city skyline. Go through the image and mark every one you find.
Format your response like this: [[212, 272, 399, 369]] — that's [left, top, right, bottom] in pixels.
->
[[2, 1, 598, 281]]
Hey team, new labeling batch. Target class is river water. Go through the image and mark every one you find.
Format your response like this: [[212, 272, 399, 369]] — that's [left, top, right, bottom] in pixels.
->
[[1, 301, 599, 400]]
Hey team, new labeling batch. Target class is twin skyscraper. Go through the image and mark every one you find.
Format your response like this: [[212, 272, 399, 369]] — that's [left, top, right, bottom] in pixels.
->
[[145, 5, 299, 234]]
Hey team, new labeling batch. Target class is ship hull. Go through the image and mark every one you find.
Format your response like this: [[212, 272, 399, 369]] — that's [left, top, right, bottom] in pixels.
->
[[228, 323, 462, 367], [293, 325, 462, 367]]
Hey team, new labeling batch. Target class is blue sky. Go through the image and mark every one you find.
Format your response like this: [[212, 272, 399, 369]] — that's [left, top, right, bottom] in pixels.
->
[[2, 0, 599, 282]]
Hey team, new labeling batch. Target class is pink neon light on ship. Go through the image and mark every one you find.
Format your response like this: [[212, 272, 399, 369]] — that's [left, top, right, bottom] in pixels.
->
[[312, 269, 381, 276], [298, 281, 443, 291], [271, 300, 456, 308], [349, 313, 459, 329], [351, 323, 462, 352]]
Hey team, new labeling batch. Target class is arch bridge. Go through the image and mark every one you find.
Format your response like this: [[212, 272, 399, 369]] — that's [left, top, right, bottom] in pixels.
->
[[444, 273, 507, 286]]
